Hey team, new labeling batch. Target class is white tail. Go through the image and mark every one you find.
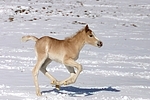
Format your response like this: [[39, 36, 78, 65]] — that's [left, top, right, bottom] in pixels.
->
[[22, 35, 38, 42]]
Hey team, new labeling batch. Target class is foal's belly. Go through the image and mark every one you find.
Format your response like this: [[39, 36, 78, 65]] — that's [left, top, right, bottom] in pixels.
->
[[48, 53, 64, 63]]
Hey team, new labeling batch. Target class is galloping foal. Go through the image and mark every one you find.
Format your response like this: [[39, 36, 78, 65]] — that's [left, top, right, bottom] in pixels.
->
[[22, 25, 103, 96]]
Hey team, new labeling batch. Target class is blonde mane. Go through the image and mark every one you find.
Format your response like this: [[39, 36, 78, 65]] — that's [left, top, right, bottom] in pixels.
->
[[65, 27, 85, 41]]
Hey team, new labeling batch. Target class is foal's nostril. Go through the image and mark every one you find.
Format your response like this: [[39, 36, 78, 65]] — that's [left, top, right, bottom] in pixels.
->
[[100, 41, 103, 46], [97, 41, 103, 47]]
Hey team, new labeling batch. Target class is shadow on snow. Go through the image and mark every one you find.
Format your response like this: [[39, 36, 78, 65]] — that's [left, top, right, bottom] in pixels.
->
[[41, 86, 120, 97]]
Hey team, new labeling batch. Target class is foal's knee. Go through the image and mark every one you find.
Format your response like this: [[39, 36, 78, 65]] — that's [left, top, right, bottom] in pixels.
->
[[32, 67, 38, 77], [32, 68, 35, 75]]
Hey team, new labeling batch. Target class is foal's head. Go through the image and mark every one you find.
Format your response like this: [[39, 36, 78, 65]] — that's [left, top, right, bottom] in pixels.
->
[[83, 25, 103, 48]]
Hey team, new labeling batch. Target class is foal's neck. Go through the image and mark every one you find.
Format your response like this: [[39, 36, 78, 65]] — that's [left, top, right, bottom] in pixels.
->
[[70, 31, 85, 51]]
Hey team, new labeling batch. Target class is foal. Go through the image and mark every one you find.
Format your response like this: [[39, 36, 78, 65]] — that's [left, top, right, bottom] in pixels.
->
[[22, 25, 103, 96]]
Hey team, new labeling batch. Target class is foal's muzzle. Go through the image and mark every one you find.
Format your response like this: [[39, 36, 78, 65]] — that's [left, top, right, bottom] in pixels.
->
[[97, 41, 103, 47]]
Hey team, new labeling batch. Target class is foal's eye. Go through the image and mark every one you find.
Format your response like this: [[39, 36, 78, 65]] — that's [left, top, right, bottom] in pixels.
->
[[89, 35, 93, 37]]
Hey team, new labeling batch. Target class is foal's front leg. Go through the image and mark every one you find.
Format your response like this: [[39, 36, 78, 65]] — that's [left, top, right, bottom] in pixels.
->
[[61, 58, 82, 85], [40, 58, 58, 85], [59, 66, 76, 85]]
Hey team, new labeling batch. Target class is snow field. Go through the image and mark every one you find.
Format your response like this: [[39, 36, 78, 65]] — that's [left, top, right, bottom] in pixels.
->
[[0, 0, 150, 100]]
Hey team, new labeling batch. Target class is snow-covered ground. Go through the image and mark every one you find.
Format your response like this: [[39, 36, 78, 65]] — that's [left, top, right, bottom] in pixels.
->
[[0, 0, 150, 100]]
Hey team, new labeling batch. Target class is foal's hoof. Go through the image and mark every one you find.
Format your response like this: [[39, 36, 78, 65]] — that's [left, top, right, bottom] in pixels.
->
[[36, 92, 42, 96], [55, 85, 60, 90]]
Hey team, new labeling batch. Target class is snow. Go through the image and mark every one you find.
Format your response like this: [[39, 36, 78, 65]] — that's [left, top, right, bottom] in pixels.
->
[[0, 0, 150, 100]]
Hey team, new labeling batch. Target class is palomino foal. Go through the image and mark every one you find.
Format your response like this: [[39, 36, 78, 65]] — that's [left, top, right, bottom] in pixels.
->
[[22, 25, 103, 96]]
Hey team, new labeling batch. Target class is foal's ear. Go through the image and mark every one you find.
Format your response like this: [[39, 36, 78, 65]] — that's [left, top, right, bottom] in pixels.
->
[[85, 25, 89, 32]]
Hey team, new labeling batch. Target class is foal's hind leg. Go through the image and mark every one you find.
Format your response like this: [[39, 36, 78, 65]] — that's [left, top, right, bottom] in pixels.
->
[[32, 55, 47, 96], [40, 58, 58, 85]]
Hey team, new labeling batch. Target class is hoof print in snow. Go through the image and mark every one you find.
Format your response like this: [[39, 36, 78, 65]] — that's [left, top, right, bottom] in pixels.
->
[[50, 32, 56, 34], [72, 21, 86, 25], [15, 9, 26, 14], [42, 7, 46, 9], [131, 24, 137, 27], [28, 19, 33, 21], [8, 17, 14, 22]]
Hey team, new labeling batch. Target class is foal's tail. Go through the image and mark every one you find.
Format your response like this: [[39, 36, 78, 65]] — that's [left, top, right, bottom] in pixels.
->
[[22, 35, 38, 42]]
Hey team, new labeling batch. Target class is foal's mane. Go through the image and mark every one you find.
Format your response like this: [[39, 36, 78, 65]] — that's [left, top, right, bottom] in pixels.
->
[[65, 27, 85, 41]]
